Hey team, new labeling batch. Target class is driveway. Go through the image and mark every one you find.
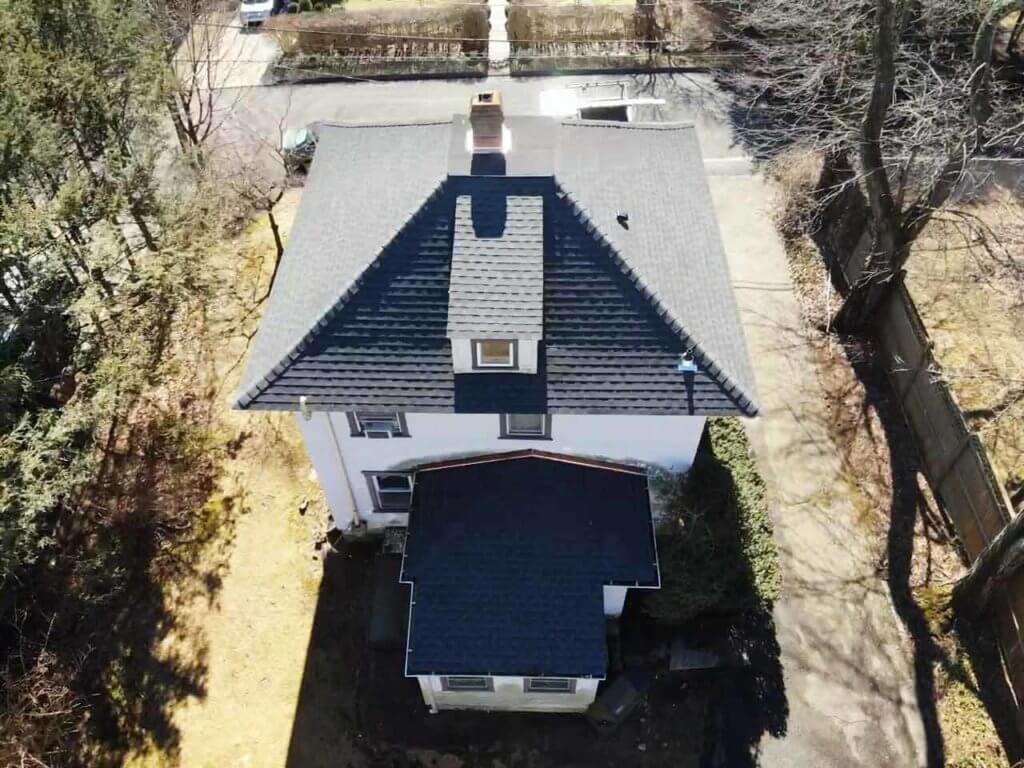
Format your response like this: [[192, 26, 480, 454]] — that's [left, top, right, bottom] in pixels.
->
[[709, 170, 928, 766]]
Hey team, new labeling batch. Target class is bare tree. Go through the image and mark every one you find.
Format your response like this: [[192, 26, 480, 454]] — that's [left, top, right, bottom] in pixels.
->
[[717, 0, 1024, 330]]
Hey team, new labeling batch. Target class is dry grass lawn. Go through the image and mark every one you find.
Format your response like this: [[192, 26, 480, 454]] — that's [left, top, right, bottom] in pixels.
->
[[906, 196, 1024, 499], [120, 190, 350, 768]]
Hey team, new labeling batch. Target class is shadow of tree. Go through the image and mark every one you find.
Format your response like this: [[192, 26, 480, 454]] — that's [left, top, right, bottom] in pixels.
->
[[1, 395, 239, 766], [837, 329, 1023, 767]]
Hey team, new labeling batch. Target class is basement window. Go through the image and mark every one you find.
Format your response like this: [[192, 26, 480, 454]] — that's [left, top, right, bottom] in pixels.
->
[[367, 473, 414, 511], [524, 677, 576, 694], [499, 413, 551, 439], [441, 676, 493, 692], [473, 339, 517, 369]]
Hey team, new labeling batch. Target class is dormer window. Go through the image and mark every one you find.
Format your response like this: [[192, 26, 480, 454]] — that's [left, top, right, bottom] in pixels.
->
[[473, 340, 517, 369]]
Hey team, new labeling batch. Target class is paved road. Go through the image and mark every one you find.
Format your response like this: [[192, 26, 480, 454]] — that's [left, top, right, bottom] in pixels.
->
[[210, 71, 746, 179], [206, 70, 926, 766]]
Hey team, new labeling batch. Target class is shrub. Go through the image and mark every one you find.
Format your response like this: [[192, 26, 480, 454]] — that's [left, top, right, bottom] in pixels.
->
[[644, 418, 781, 625], [287, 1, 299, 12], [313, 1, 325, 9], [299, 0, 313, 11]]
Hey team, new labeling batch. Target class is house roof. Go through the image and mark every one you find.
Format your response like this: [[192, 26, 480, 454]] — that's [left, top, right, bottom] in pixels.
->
[[399, 453, 659, 678], [446, 194, 544, 339], [235, 117, 758, 416]]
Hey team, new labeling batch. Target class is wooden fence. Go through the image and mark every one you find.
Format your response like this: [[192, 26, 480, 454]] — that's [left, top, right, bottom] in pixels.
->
[[819, 183, 1024, 725]]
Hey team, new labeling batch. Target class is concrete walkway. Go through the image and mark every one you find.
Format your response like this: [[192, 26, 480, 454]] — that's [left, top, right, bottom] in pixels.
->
[[708, 169, 928, 767], [486, 0, 510, 73]]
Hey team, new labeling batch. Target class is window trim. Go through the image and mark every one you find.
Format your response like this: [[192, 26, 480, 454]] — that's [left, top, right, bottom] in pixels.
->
[[472, 339, 518, 370], [498, 413, 552, 440], [523, 677, 576, 694], [347, 411, 409, 438], [440, 675, 493, 692], [365, 471, 414, 512]]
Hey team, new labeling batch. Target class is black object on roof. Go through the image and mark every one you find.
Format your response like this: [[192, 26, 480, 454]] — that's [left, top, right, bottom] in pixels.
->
[[399, 453, 659, 678], [235, 117, 758, 416]]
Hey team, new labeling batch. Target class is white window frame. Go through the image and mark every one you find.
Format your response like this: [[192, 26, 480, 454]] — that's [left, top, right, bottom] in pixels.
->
[[472, 339, 517, 369], [440, 675, 493, 692], [523, 677, 576, 694], [499, 413, 551, 440], [348, 411, 408, 438], [366, 472, 414, 511]]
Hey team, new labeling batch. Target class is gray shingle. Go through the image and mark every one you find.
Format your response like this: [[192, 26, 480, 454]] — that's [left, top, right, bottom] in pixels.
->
[[235, 118, 759, 416], [446, 195, 544, 339], [235, 121, 452, 408], [554, 121, 759, 413]]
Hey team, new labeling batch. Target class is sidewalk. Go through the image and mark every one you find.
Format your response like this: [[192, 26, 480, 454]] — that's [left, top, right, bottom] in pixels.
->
[[708, 170, 928, 767]]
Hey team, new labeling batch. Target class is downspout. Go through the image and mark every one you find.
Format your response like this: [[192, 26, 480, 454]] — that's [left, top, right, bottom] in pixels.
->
[[301, 396, 362, 530]]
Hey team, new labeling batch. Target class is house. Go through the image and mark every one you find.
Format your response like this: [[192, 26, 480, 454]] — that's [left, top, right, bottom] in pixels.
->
[[235, 91, 758, 714]]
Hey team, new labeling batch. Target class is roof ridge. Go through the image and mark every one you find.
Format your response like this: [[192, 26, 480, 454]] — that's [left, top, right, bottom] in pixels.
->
[[553, 181, 758, 417], [233, 178, 449, 408]]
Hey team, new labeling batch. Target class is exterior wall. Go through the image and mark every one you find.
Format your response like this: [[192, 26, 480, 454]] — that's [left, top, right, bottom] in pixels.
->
[[603, 585, 629, 617], [294, 412, 358, 529], [417, 675, 600, 713], [315, 411, 705, 530]]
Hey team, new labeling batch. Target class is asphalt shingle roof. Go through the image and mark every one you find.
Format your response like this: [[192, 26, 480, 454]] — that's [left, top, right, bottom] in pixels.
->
[[446, 194, 544, 339], [235, 118, 759, 416], [400, 455, 658, 677]]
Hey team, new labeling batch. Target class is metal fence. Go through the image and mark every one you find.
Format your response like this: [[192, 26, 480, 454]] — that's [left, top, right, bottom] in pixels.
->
[[817, 182, 1024, 725]]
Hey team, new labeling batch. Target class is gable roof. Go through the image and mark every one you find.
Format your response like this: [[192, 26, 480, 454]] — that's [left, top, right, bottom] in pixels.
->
[[235, 118, 758, 416]]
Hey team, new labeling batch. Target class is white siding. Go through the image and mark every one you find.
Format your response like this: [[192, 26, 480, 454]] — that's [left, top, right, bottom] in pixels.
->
[[308, 412, 704, 530], [418, 675, 599, 713], [603, 585, 628, 617], [294, 412, 358, 529]]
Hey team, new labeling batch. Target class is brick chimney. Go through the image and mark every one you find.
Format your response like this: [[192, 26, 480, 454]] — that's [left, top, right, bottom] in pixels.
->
[[469, 91, 505, 153]]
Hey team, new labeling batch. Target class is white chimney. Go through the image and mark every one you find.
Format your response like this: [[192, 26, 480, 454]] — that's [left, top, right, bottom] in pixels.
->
[[469, 91, 505, 153]]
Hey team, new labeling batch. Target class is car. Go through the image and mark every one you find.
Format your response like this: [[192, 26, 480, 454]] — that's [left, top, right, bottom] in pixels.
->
[[538, 80, 665, 123], [239, 0, 276, 27], [281, 122, 322, 178]]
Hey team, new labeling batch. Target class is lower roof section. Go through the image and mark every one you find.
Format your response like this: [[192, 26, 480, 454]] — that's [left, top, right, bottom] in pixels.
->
[[400, 453, 659, 678]]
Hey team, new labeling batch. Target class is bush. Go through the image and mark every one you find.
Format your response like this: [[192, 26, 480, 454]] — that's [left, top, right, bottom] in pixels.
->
[[287, 1, 299, 12], [313, 1, 325, 9], [644, 418, 781, 625], [299, 0, 313, 11]]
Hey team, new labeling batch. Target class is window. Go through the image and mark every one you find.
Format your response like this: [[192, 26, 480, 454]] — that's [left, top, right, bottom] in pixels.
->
[[441, 676, 493, 692], [473, 339, 517, 369], [499, 413, 551, 439], [348, 412, 408, 438], [524, 678, 576, 694], [366, 473, 414, 511]]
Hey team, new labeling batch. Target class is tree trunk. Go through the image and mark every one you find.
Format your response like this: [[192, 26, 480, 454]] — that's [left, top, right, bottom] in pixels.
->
[[953, 508, 1024, 617], [130, 204, 158, 252], [267, 208, 284, 264]]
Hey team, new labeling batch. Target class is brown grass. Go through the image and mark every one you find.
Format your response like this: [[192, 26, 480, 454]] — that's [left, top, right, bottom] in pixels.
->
[[906, 196, 1024, 500]]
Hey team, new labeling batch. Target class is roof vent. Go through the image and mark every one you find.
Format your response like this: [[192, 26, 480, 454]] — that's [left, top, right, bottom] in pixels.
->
[[469, 91, 506, 154]]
